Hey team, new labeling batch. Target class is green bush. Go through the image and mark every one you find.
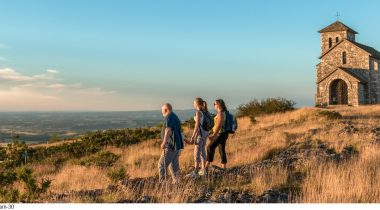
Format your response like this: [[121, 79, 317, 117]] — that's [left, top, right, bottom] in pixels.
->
[[315, 102, 328, 108], [79, 128, 161, 148], [182, 117, 195, 129], [237, 98, 296, 122], [16, 166, 51, 201], [0, 167, 51, 202], [107, 167, 128, 183], [79, 151, 120, 168], [1, 128, 160, 172], [318, 110, 342, 120]]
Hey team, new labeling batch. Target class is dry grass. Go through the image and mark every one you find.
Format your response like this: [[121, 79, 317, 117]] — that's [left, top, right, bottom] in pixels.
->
[[250, 166, 290, 195], [28, 105, 380, 203], [299, 145, 380, 202], [47, 164, 109, 193]]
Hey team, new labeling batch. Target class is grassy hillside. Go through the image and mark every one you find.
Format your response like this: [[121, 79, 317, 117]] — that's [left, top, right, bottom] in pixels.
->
[[1, 106, 380, 203]]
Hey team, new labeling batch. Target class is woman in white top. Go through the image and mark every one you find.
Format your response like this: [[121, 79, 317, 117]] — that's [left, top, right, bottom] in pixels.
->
[[187, 97, 209, 177]]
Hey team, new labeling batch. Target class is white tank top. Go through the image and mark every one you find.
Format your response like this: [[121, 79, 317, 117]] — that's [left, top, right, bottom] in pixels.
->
[[194, 111, 208, 137]]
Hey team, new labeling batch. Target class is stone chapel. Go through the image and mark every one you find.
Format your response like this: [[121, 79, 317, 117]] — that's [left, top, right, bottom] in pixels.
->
[[315, 21, 380, 106]]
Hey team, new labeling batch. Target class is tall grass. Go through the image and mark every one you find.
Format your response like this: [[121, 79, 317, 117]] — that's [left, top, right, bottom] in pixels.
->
[[24, 105, 380, 203]]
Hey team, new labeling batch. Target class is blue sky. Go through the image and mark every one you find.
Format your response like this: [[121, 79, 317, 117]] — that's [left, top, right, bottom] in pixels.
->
[[0, 0, 379, 111]]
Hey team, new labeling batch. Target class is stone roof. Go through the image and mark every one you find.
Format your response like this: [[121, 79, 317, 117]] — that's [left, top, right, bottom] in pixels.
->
[[339, 68, 368, 83], [318, 21, 358, 34], [319, 39, 380, 60], [317, 67, 368, 84], [351, 42, 380, 60]]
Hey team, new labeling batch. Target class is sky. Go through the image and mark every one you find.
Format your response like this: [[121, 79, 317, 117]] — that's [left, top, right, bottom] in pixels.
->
[[0, 0, 380, 111]]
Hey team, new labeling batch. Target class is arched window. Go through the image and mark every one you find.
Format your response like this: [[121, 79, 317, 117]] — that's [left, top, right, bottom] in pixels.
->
[[329, 38, 332, 48], [342, 51, 347, 64], [336, 37, 339, 43]]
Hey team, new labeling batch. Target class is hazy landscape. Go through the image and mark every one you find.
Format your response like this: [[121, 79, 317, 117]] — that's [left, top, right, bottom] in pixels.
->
[[0, 110, 194, 144]]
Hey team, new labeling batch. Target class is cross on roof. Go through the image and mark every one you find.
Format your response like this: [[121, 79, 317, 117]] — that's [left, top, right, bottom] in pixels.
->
[[336, 12, 340, 21]]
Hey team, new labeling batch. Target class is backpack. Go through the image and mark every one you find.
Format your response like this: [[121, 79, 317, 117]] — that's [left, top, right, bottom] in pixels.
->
[[224, 111, 238, 134], [201, 110, 214, 131]]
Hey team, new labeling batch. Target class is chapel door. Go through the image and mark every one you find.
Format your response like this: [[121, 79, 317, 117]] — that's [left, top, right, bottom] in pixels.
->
[[330, 79, 348, 105]]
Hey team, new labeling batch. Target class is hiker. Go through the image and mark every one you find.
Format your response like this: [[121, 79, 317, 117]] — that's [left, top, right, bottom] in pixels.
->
[[158, 103, 184, 184], [202, 99, 230, 175], [186, 98, 210, 178]]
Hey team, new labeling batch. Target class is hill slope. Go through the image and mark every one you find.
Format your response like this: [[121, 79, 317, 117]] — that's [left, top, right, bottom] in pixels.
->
[[3, 106, 380, 203]]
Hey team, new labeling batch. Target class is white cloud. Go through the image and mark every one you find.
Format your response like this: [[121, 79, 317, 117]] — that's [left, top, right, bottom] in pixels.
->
[[0, 68, 60, 82], [0, 57, 8, 62], [0, 68, 34, 81], [0, 67, 120, 111], [46, 69, 59, 74]]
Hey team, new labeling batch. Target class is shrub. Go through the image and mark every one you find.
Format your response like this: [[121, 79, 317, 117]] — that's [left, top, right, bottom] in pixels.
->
[[107, 167, 128, 183], [237, 98, 296, 122], [0, 167, 51, 202], [182, 117, 195, 129], [79, 128, 160, 148], [16, 166, 51, 201], [315, 102, 328, 108], [79, 151, 120, 168], [318, 110, 342, 120]]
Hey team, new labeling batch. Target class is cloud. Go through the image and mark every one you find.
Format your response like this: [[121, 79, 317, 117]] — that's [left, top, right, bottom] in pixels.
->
[[0, 68, 63, 82], [0, 87, 59, 100], [0, 67, 120, 110], [0, 57, 8, 62], [0, 68, 34, 81], [46, 69, 59, 74]]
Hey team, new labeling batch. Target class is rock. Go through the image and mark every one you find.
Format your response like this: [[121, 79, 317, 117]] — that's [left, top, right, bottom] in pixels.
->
[[76, 189, 103, 197], [236, 191, 256, 203], [256, 189, 288, 203], [214, 193, 226, 203], [193, 187, 212, 203], [117, 199, 134, 203], [136, 195, 155, 203]]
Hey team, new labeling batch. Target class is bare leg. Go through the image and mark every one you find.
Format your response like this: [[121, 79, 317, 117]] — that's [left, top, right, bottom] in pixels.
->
[[205, 161, 210, 170], [194, 162, 200, 172], [221, 163, 226, 169]]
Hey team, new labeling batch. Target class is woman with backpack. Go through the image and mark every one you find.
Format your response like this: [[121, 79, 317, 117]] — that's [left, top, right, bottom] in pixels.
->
[[186, 97, 211, 178], [201, 99, 230, 175]]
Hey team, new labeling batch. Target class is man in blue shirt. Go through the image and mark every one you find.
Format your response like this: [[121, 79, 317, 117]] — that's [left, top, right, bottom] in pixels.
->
[[158, 103, 184, 184]]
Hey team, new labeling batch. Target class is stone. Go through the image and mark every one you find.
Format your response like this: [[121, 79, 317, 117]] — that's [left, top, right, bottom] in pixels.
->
[[256, 189, 289, 203]]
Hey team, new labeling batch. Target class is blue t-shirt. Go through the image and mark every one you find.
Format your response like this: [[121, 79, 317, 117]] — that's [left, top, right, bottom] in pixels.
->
[[161, 112, 183, 151]]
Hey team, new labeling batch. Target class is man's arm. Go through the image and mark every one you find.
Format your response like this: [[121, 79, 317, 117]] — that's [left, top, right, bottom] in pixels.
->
[[161, 127, 171, 149]]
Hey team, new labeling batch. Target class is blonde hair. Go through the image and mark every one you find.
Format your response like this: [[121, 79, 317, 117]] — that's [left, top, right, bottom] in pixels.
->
[[195, 97, 208, 112]]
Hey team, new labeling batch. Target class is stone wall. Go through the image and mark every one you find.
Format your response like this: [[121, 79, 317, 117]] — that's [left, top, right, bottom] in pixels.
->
[[321, 31, 356, 54], [322, 41, 370, 70], [316, 69, 359, 106], [358, 83, 366, 103], [369, 57, 380, 103]]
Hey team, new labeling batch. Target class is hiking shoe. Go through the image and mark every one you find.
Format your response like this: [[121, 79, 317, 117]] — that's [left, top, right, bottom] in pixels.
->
[[198, 169, 208, 176]]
